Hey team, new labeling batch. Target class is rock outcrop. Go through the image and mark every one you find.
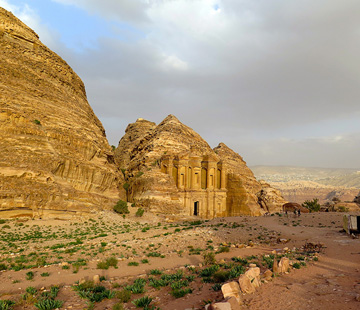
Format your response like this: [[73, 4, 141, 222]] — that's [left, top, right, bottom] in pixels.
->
[[115, 115, 285, 218], [214, 143, 286, 215], [0, 8, 124, 218]]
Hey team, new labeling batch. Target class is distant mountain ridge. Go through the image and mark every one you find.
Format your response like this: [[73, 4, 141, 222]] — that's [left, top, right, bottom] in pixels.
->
[[251, 165, 360, 204], [251, 165, 360, 188]]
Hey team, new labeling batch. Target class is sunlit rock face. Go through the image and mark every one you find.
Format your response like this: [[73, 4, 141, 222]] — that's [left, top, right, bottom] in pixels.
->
[[116, 115, 285, 218], [0, 8, 125, 218]]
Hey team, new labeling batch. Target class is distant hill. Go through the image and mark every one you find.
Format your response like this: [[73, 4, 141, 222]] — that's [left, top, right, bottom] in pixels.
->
[[251, 166, 360, 188], [250, 166, 360, 204]]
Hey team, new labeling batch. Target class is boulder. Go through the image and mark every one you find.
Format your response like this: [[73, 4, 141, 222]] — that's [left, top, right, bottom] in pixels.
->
[[263, 269, 273, 281], [221, 282, 242, 304], [238, 274, 256, 294], [272, 258, 279, 274], [93, 274, 100, 285], [278, 257, 290, 273]]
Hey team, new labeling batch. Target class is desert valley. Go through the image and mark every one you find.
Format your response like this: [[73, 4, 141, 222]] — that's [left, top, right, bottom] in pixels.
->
[[0, 6, 359, 310]]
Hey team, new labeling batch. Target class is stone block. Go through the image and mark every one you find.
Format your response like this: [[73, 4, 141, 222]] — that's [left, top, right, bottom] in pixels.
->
[[221, 281, 242, 304], [238, 274, 256, 294], [278, 257, 290, 273]]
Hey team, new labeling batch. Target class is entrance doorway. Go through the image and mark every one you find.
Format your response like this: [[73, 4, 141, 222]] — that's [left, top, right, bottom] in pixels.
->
[[194, 201, 199, 216]]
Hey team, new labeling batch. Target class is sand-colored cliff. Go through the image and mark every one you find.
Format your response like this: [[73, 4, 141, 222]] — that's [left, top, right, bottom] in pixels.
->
[[0, 8, 124, 218], [115, 115, 285, 217]]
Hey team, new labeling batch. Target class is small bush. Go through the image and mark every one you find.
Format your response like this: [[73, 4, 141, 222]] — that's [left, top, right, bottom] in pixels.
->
[[113, 302, 124, 310], [106, 257, 118, 268], [97, 261, 109, 270], [0, 300, 15, 310], [149, 269, 162, 275], [216, 246, 230, 254], [135, 208, 145, 217], [133, 296, 152, 308], [34, 299, 63, 310], [33, 119, 41, 125], [302, 198, 320, 213], [26, 271, 34, 280], [40, 272, 50, 277], [0, 220, 6, 224], [114, 200, 129, 214], [128, 261, 139, 266], [212, 283, 222, 291], [203, 252, 216, 265], [171, 288, 192, 298], [115, 290, 131, 303]]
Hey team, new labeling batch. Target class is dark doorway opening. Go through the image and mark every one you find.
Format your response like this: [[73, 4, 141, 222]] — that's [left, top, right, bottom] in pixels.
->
[[194, 201, 199, 216]]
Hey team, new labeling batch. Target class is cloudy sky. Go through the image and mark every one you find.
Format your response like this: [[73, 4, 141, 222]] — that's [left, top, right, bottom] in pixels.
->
[[2, 0, 360, 169]]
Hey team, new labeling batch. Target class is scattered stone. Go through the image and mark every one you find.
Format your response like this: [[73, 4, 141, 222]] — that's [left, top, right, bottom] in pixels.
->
[[278, 257, 290, 273], [221, 281, 242, 304], [93, 275, 100, 284], [263, 269, 273, 281], [272, 258, 279, 274], [239, 274, 256, 294]]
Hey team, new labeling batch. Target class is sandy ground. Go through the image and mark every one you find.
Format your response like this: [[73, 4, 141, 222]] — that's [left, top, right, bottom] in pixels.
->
[[0, 211, 359, 310]]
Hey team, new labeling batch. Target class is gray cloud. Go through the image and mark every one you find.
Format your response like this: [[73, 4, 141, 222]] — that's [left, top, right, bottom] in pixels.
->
[[23, 1, 360, 168]]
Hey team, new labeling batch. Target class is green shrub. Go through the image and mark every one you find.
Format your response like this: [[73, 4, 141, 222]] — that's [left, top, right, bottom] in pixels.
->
[[0, 300, 15, 310], [106, 257, 118, 268], [212, 283, 222, 291], [171, 288, 192, 298], [115, 289, 131, 303], [34, 299, 64, 310], [292, 262, 301, 269], [74, 282, 115, 303], [113, 302, 124, 310], [0, 220, 6, 224], [128, 261, 139, 266], [33, 119, 41, 125], [337, 206, 349, 212], [216, 246, 230, 254], [149, 269, 162, 275], [200, 265, 219, 277], [212, 270, 230, 283], [123, 183, 130, 192], [26, 286, 37, 295], [302, 198, 320, 213], [133, 296, 152, 308], [26, 271, 34, 280], [135, 208, 145, 217], [40, 272, 49, 277], [114, 200, 129, 214], [97, 261, 109, 270], [203, 252, 216, 265]]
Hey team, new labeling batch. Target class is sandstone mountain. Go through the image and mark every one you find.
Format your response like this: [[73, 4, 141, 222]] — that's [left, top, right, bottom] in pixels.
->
[[115, 115, 286, 218], [0, 8, 124, 218]]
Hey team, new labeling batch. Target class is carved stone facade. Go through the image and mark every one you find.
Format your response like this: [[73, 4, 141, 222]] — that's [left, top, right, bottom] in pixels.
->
[[160, 152, 227, 218]]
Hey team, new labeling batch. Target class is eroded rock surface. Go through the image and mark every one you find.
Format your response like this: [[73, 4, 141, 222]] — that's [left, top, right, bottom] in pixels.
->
[[115, 115, 285, 217], [0, 8, 124, 218]]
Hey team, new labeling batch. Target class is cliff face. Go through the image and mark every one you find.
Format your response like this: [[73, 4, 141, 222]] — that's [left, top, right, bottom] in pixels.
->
[[116, 116, 285, 217], [213, 143, 286, 215], [0, 8, 124, 218]]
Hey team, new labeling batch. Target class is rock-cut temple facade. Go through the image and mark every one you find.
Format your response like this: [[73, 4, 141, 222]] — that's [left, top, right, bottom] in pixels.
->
[[160, 153, 227, 218]]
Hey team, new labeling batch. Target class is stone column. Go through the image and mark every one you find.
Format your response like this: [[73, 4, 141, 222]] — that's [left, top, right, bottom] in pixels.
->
[[221, 169, 226, 189]]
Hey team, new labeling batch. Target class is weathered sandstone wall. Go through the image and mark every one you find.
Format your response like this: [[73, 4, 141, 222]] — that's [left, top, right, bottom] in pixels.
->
[[0, 8, 124, 218]]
